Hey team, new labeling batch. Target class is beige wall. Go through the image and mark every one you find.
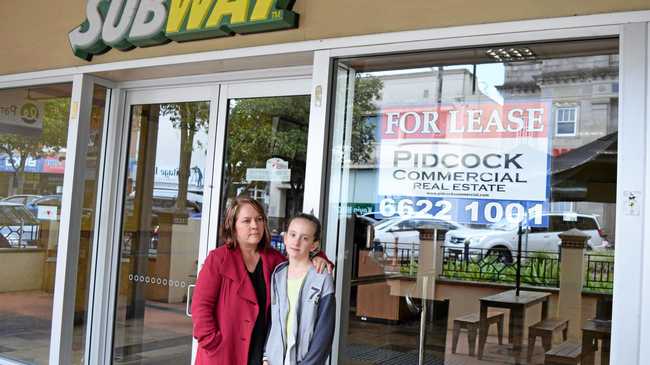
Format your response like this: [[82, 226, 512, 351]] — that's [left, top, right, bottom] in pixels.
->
[[1, 1, 649, 75], [0, 249, 45, 292]]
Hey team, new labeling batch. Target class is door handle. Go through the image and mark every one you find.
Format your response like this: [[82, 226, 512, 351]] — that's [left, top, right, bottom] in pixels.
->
[[186, 284, 196, 317]]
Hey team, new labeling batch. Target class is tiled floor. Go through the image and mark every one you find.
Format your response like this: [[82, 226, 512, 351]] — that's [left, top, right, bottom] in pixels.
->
[[344, 313, 607, 365], [0, 291, 193, 365], [0, 291, 608, 365]]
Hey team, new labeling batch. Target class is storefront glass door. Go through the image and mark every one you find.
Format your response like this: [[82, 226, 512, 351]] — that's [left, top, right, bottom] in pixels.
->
[[111, 86, 218, 365], [326, 39, 619, 365], [108, 77, 313, 365]]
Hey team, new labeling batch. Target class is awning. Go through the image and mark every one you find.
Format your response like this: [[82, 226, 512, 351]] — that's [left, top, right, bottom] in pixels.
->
[[551, 132, 617, 203]]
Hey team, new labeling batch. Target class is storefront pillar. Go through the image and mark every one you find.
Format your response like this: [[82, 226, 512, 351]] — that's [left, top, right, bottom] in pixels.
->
[[558, 229, 589, 341]]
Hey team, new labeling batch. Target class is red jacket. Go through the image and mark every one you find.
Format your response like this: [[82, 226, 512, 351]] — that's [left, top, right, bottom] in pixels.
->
[[192, 245, 286, 365]]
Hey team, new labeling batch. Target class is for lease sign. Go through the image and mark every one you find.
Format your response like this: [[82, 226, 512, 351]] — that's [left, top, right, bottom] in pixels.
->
[[69, 0, 299, 61], [376, 102, 551, 225]]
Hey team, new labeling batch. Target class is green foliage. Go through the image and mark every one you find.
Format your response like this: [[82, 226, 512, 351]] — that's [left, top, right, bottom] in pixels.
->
[[0, 98, 69, 161], [440, 251, 614, 294], [441, 252, 560, 288], [351, 75, 382, 164], [225, 96, 310, 187], [0, 98, 70, 194], [583, 252, 615, 293], [159, 102, 210, 153]]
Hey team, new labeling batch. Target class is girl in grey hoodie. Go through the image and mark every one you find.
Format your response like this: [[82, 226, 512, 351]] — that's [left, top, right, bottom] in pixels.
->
[[263, 214, 335, 365]]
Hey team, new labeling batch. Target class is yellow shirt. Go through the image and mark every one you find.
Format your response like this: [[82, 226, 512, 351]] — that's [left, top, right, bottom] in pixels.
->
[[285, 273, 306, 343]]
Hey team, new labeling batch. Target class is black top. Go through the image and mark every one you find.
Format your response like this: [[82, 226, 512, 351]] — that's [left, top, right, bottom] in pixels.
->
[[247, 259, 267, 365]]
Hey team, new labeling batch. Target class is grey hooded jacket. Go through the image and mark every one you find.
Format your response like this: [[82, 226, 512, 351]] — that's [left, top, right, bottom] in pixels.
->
[[263, 262, 335, 365]]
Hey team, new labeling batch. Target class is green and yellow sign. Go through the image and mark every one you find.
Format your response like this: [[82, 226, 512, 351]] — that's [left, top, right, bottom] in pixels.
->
[[69, 0, 299, 61]]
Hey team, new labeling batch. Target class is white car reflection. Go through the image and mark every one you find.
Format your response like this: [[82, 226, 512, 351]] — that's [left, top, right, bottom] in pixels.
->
[[444, 212, 609, 263], [373, 215, 464, 253]]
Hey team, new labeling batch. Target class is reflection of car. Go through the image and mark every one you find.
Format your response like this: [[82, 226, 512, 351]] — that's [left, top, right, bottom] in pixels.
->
[[355, 214, 379, 226], [362, 211, 387, 222], [124, 194, 202, 219], [26, 195, 95, 221], [0, 202, 40, 247], [444, 213, 608, 262], [373, 216, 463, 247], [150, 196, 202, 218], [124, 194, 202, 257], [2, 194, 43, 206], [26, 195, 64, 219]]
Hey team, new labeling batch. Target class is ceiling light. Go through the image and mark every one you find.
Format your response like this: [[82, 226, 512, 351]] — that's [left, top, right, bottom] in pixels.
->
[[485, 46, 537, 62]]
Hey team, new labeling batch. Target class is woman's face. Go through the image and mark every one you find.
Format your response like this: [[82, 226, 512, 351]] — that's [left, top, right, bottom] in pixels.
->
[[235, 203, 265, 250]]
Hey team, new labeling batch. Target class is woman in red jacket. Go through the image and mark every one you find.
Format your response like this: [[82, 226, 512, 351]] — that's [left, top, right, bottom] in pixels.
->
[[191, 197, 331, 365]]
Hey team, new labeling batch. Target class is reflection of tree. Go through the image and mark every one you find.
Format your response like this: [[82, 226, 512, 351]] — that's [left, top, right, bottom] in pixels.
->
[[352, 75, 382, 164], [0, 99, 69, 195], [225, 97, 310, 216], [160, 102, 210, 211], [224, 76, 382, 216]]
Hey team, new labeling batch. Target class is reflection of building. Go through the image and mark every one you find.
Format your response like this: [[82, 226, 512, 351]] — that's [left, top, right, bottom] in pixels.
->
[[498, 56, 619, 242], [498, 56, 618, 154], [0, 154, 65, 197], [377, 68, 499, 107], [348, 68, 495, 212]]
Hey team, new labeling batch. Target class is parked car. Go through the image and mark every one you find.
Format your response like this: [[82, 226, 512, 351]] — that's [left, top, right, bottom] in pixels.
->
[[362, 211, 389, 222], [2, 194, 43, 206], [444, 212, 608, 262], [26, 195, 96, 221], [26, 195, 64, 220], [373, 215, 464, 249], [0, 202, 40, 247]]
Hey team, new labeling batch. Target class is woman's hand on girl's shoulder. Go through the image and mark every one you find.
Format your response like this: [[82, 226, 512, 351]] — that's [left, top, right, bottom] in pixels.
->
[[311, 256, 333, 274]]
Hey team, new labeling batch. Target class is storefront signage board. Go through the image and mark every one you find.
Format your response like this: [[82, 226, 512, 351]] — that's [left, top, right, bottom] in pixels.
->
[[246, 167, 291, 182], [376, 102, 551, 226], [69, 0, 300, 61], [0, 93, 44, 136]]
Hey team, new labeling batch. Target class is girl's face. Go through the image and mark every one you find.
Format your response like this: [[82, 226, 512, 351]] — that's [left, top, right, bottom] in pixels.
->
[[284, 218, 318, 260], [235, 203, 265, 250]]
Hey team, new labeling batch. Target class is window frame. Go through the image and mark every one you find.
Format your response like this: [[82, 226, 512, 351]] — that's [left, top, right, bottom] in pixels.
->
[[555, 105, 580, 136], [317, 22, 650, 365]]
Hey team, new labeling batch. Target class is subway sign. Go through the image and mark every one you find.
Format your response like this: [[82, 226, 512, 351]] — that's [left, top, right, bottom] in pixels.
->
[[69, 0, 299, 61]]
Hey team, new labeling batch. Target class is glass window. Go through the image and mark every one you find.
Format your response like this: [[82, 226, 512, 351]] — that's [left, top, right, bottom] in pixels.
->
[[0, 83, 108, 365], [218, 95, 311, 248], [112, 101, 210, 364], [556, 106, 578, 136], [577, 216, 600, 231], [0, 83, 72, 364], [328, 38, 618, 365]]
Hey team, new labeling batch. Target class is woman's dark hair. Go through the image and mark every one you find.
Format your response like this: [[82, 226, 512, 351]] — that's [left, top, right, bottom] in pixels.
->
[[288, 213, 322, 242], [221, 197, 271, 250]]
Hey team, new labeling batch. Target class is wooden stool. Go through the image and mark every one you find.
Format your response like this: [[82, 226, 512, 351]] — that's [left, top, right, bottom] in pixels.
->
[[528, 318, 569, 362], [545, 341, 582, 364], [452, 311, 504, 356]]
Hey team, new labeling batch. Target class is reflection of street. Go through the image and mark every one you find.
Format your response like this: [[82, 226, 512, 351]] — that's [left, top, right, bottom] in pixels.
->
[[345, 312, 508, 365], [345, 313, 608, 365], [114, 301, 192, 365], [0, 291, 191, 364], [0, 291, 53, 363]]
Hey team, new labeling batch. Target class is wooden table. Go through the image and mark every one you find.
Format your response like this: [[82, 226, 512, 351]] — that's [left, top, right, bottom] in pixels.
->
[[582, 319, 611, 365], [478, 290, 551, 362]]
